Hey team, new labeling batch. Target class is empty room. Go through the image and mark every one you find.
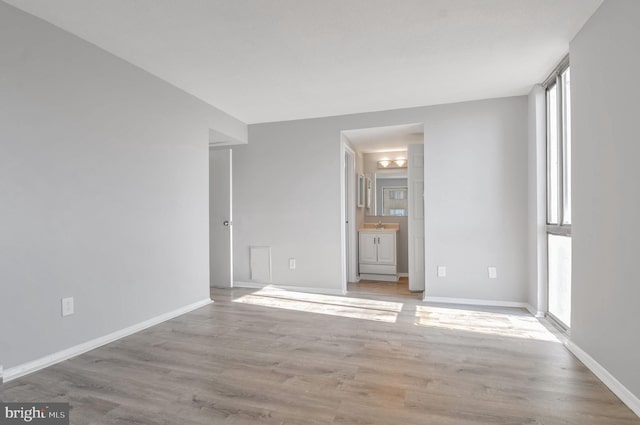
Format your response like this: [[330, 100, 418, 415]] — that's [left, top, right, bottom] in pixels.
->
[[1, 1, 639, 424]]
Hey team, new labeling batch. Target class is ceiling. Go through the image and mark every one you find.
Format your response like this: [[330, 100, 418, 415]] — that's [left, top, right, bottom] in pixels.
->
[[4, 0, 602, 124], [343, 123, 423, 154]]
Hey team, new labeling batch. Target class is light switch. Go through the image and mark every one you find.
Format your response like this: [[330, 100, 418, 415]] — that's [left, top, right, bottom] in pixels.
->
[[437, 266, 447, 278], [289, 258, 296, 270]]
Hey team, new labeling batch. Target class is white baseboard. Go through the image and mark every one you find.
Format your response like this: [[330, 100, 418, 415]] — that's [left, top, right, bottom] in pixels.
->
[[234, 281, 344, 296], [565, 340, 640, 418], [232, 281, 266, 289], [3, 298, 213, 383], [358, 273, 399, 282], [422, 295, 529, 310], [525, 303, 545, 317]]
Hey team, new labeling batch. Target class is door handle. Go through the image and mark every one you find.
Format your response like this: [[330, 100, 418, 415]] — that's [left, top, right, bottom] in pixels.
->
[[223, 220, 232, 227]]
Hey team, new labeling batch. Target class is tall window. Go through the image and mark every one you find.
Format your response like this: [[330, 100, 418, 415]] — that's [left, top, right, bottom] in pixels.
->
[[545, 58, 572, 328]]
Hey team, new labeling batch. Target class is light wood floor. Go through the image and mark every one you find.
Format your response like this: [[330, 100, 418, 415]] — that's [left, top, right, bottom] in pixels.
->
[[347, 276, 421, 299], [2, 285, 639, 424]]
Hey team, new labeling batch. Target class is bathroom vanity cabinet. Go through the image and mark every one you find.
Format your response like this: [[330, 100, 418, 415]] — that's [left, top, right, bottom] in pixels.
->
[[358, 224, 399, 281]]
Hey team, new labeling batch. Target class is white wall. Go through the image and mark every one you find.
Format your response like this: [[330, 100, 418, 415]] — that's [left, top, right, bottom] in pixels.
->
[[570, 0, 640, 401], [0, 3, 246, 371], [232, 96, 528, 301]]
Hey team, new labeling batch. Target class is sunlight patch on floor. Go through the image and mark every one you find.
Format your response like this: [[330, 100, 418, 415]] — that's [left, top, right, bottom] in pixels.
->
[[415, 305, 560, 342], [233, 286, 402, 322]]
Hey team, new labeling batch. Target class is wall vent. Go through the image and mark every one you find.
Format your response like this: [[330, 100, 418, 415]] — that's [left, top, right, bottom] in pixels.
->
[[250, 246, 272, 283]]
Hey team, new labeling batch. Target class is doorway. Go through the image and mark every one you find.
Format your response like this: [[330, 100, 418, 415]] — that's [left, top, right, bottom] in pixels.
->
[[340, 123, 425, 297]]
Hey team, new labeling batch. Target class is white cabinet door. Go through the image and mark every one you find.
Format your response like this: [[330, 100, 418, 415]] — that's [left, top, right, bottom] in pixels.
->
[[359, 232, 378, 264], [376, 233, 396, 265]]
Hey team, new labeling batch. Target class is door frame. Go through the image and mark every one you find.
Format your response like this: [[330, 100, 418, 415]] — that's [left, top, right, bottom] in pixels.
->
[[340, 137, 358, 294], [340, 126, 425, 295]]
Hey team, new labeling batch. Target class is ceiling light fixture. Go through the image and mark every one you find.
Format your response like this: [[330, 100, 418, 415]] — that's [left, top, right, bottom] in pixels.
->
[[377, 158, 407, 169]]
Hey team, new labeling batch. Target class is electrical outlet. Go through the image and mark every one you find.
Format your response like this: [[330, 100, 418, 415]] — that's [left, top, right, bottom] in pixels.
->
[[289, 258, 296, 270], [61, 297, 74, 317], [488, 267, 497, 279], [437, 266, 447, 278]]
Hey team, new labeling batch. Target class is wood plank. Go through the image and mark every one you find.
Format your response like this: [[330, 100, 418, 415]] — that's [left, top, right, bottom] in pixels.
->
[[2, 285, 638, 424]]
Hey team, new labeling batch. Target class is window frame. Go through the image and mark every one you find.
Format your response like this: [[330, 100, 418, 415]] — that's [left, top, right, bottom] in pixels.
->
[[544, 56, 571, 237], [544, 56, 572, 330]]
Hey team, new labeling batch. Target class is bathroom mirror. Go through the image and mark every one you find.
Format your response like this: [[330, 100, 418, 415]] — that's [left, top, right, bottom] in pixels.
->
[[365, 172, 408, 217]]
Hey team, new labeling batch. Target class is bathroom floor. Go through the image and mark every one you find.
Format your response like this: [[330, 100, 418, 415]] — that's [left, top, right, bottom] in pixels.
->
[[347, 276, 421, 299]]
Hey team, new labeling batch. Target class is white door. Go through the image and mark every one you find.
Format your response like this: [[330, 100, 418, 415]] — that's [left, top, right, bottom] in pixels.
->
[[408, 144, 425, 291], [210, 148, 233, 288], [358, 233, 378, 264], [376, 233, 396, 265], [345, 148, 357, 282]]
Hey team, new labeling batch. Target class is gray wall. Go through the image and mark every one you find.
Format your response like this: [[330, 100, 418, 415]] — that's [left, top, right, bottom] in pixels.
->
[[0, 3, 246, 370], [233, 96, 528, 301], [423, 99, 528, 302], [570, 0, 640, 399]]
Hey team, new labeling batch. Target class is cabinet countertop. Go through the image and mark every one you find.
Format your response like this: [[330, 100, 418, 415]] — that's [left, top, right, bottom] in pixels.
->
[[358, 227, 399, 233]]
